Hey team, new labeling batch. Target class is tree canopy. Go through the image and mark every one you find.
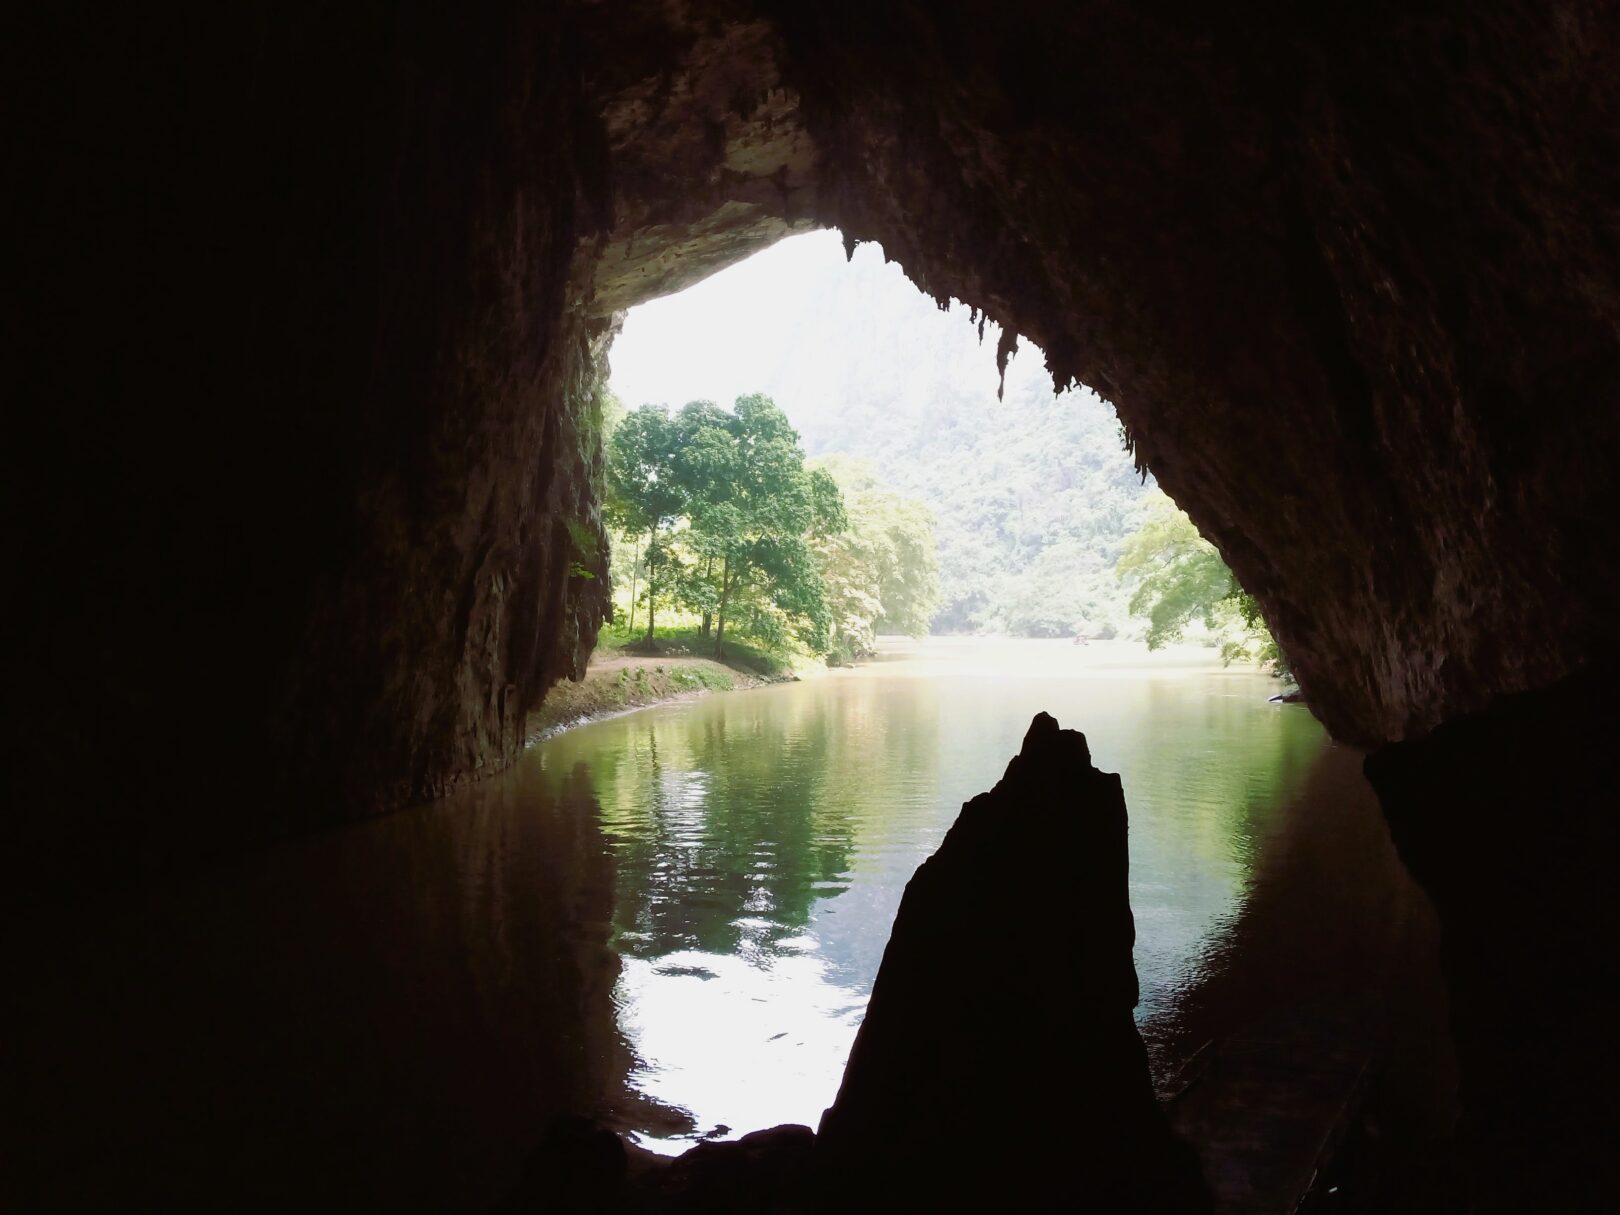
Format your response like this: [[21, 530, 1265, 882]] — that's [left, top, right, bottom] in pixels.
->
[[1115, 494, 1289, 677], [674, 394, 844, 656], [606, 395, 827, 656], [608, 234, 1163, 639], [810, 456, 941, 662], [605, 403, 690, 641], [604, 396, 940, 662]]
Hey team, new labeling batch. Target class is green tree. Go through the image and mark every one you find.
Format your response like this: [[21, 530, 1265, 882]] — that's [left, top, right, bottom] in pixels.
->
[[667, 400, 734, 638], [606, 405, 688, 644], [812, 456, 940, 661], [1115, 494, 1289, 677], [678, 394, 845, 658], [598, 390, 646, 631]]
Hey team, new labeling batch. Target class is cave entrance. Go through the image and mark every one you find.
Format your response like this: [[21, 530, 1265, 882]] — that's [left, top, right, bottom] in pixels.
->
[[528, 229, 1441, 1158], [603, 227, 1182, 652]]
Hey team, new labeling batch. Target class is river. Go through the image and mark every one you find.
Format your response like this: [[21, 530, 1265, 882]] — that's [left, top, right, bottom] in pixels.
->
[[10, 638, 1444, 1211]]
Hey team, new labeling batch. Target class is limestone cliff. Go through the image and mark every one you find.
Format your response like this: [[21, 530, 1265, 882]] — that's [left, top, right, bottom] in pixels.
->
[[13, 0, 1620, 866]]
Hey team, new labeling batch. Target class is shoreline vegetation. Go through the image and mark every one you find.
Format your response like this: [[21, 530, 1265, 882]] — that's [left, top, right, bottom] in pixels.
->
[[539, 396, 1312, 746], [524, 624, 807, 741], [529, 626, 1304, 744]]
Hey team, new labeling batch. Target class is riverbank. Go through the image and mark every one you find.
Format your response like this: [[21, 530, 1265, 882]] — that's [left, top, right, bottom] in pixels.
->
[[525, 648, 796, 742], [528, 633, 1297, 743]]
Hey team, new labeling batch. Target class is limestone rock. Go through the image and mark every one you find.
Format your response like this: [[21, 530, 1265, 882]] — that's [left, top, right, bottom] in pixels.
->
[[818, 712, 1208, 1211], [1366, 661, 1620, 1213], [13, 0, 1620, 897]]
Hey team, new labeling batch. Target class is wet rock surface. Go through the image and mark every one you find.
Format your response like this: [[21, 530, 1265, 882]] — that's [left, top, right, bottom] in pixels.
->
[[1366, 661, 1620, 1214]]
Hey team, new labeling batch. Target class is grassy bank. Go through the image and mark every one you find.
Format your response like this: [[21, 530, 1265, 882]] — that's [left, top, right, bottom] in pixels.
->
[[594, 622, 800, 678], [525, 624, 803, 741]]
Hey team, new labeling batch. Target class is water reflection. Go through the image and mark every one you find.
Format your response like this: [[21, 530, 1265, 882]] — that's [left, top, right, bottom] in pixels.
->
[[9, 640, 1424, 1208], [10, 755, 638, 1212], [531, 639, 1371, 1150], [537, 676, 944, 1139]]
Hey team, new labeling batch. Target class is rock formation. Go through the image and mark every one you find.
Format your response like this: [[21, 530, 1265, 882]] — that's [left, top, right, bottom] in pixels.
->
[[510, 713, 1208, 1212], [14, 1, 1620, 873], [818, 712, 1209, 1211], [11, 1, 1620, 1202], [1366, 661, 1620, 1214]]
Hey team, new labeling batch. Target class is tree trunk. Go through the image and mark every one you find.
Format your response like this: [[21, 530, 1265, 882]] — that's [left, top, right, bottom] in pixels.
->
[[626, 533, 639, 633], [713, 556, 730, 659], [699, 555, 714, 638], [644, 527, 658, 644]]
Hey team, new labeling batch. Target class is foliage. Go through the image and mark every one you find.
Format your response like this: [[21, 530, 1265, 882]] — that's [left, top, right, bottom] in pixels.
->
[[596, 385, 627, 441], [605, 395, 847, 658], [596, 620, 794, 679], [1115, 494, 1290, 678], [706, 243, 1159, 637], [605, 404, 691, 641], [1229, 589, 1288, 678], [675, 394, 842, 656], [810, 456, 940, 662], [1115, 500, 1234, 649], [608, 235, 1157, 640]]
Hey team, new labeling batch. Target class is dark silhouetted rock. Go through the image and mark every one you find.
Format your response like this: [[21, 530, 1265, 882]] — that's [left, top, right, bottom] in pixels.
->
[[496, 1117, 631, 1214], [504, 716, 1206, 1211], [14, 0, 1620, 895], [14, 3, 1620, 1202], [641, 1124, 818, 1214], [1366, 662, 1620, 1214], [819, 712, 1209, 1211], [505, 1121, 817, 1214]]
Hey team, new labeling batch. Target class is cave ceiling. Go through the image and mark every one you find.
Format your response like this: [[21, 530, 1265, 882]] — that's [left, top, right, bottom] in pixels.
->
[[12, 1, 1619, 882], [577, 0, 1620, 746]]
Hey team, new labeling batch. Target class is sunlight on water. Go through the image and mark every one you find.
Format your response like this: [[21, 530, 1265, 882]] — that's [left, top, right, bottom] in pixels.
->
[[14, 637, 1394, 1208], [535, 638, 1346, 1152]]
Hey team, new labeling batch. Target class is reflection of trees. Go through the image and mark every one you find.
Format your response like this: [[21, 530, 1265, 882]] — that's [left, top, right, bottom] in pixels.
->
[[543, 682, 941, 966], [1146, 738, 1446, 1118], [1114, 682, 1338, 1069], [551, 694, 856, 960]]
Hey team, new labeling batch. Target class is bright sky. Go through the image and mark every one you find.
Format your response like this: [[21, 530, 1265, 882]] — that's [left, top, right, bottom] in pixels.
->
[[608, 229, 851, 409], [604, 227, 1081, 451]]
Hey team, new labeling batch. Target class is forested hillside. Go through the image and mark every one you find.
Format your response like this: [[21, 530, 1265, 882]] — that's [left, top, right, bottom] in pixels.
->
[[610, 231, 1156, 637]]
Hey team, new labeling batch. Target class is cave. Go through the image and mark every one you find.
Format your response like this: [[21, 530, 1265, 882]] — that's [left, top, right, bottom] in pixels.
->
[[10, 1, 1620, 1210]]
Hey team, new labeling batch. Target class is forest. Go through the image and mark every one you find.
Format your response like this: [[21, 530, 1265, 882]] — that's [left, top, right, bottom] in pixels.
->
[[607, 231, 1279, 668], [604, 392, 939, 664], [611, 233, 1158, 639], [1116, 494, 1287, 676]]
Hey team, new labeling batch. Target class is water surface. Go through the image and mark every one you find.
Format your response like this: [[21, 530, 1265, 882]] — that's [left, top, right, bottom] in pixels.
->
[[534, 638, 1353, 1149], [12, 638, 1428, 1211]]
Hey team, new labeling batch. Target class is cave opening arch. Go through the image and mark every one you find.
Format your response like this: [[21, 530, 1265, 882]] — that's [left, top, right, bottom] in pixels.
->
[[11, 3, 1620, 1206]]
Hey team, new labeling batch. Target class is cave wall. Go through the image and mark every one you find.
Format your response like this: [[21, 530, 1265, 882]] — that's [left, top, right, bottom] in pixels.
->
[[579, 0, 1620, 747], [12, 1, 1620, 886], [10, 5, 613, 888], [752, 0, 1620, 745], [1366, 661, 1620, 1210]]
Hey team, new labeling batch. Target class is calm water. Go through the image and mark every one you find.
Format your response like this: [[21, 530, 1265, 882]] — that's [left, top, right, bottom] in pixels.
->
[[539, 639, 1346, 1150], [12, 639, 1435, 1211]]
